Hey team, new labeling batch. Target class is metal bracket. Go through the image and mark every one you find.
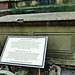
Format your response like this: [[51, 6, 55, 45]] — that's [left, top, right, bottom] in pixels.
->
[[17, 19, 24, 23]]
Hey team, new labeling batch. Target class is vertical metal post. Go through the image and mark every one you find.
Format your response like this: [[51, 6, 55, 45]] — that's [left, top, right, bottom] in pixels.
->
[[37, 69, 40, 75]]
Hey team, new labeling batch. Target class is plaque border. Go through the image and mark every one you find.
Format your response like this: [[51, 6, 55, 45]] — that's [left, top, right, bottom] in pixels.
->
[[0, 36, 48, 68]]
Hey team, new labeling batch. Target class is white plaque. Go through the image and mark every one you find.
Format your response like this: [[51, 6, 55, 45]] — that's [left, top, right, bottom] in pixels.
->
[[0, 36, 48, 68]]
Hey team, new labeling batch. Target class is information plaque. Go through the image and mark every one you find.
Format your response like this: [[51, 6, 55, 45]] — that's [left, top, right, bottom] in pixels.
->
[[0, 36, 48, 68]]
